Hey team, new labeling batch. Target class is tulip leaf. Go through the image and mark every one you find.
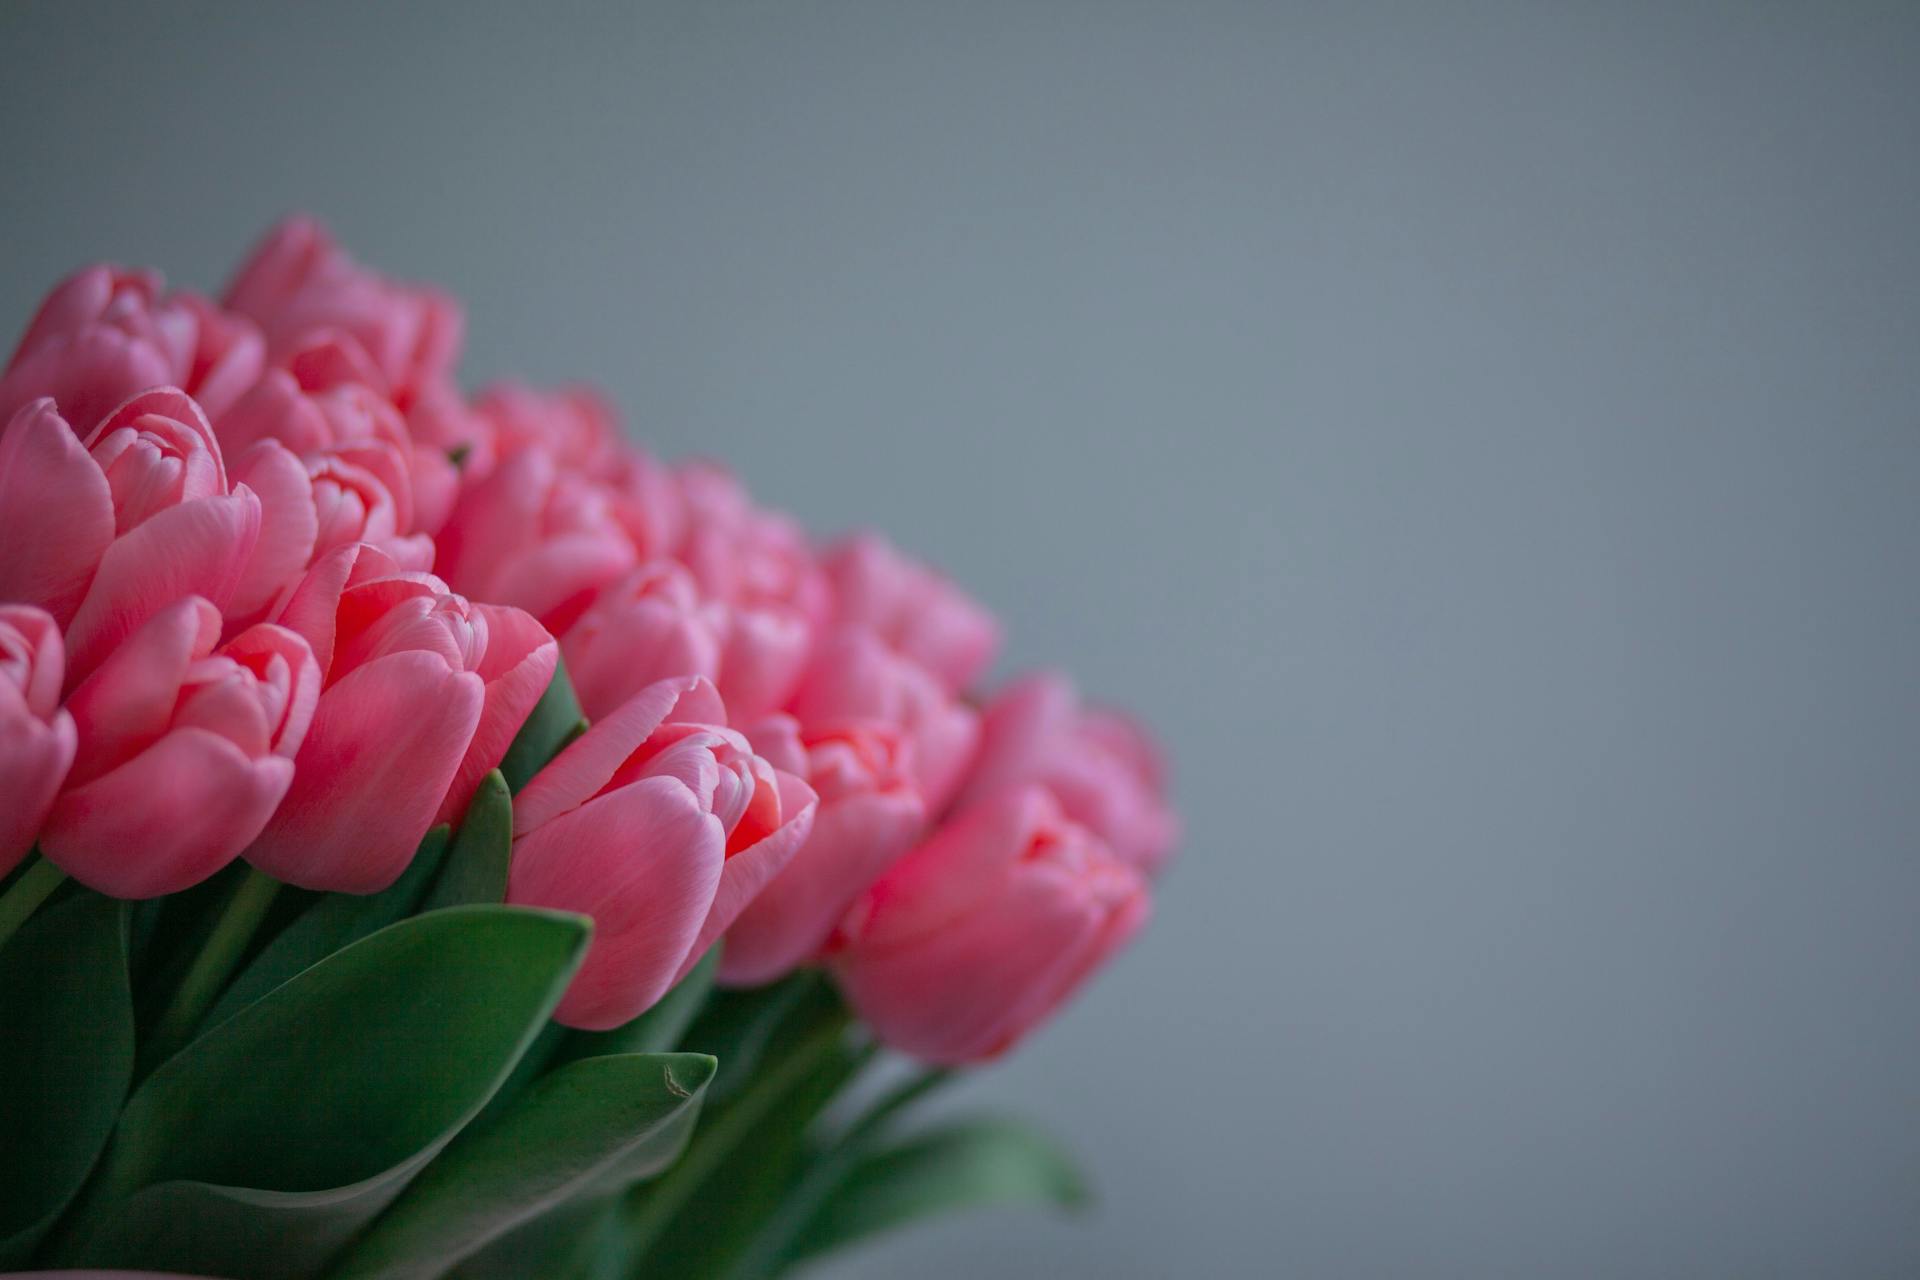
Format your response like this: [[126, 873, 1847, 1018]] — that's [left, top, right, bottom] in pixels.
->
[[206, 825, 454, 1027], [0, 892, 133, 1267], [421, 771, 512, 909], [329, 1052, 715, 1280], [498, 660, 587, 792], [785, 1117, 1090, 1268], [443, 1195, 629, 1280], [62, 905, 590, 1280], [682, 968, 841, 1101]]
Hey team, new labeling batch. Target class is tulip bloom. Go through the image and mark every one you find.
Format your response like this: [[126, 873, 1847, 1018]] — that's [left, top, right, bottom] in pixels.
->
[[0, 393, 261, 686], [508, 676, 817, 1030], [792, 627, 979, 815], [833, 785, 1150, 1065], [561, 561, 723, 719], [719, 714, 925, 987], [0, 605, 77, 877], [0, 265, 264, 434], [245, 544, 556, 892], [958, 672, 1178, 876], [40, 598, 318, 898], [821, 531, 1000, 695]]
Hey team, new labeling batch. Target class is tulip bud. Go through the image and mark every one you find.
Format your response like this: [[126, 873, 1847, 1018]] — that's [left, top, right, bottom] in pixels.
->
[[40, 597, 318, 898], [508, 676, 816, 1029], [833, 785, 1150, 1065]]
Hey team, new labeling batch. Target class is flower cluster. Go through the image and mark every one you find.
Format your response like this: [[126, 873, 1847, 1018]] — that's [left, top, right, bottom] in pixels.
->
[[0, 219, 1175, 1064]]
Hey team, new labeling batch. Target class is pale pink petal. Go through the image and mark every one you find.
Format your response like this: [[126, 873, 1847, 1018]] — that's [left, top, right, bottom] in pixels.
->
[[511, 675, 706, 836], [677, 770, 817, 982], [436, 604, 558, 824], [0, 399, 115, 625]]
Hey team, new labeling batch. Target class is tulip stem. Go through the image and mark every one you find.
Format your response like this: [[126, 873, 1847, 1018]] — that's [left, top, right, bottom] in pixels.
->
[[622, 1008, 855, 1264], [0, 855, 66, 955], [147, 867, 281, 1065]]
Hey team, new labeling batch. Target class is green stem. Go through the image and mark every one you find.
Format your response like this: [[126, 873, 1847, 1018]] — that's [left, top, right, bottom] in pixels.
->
[[724, 1063, 955, 1280], [145, 867, 281, 1064], [0, 855, 66, 954], [623, 1008, 853, 1264]]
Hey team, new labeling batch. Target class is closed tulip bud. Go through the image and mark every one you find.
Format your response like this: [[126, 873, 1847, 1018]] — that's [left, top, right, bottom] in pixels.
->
[[246, 544, 556, 892], [508, 676, 816, 1030], [0, 605, 77, 878], [41, 597, 318, 898], [0, 394, 261, 687], [821, 531, 1000, 695], [833, 785, 1150, 1066], [959, 672, 1178, 876], [718, 713, 926, 987], [793, 627, 979, 815]]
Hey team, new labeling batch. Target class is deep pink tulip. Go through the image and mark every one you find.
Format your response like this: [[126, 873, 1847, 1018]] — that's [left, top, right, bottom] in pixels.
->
[[833, 784, 1150, 1065], [435, 444, 638, 636], [0, 393, 262, 687], [40, 597, 318, 898], [0, 266, 264, 434], [958, 671, 1178, 876], [821, 531, 1000, 695], [0, 605, 77, 877], [245, 544, 556, 892], [224, 216, 462, 414], [508, 676, 817, 1030], [792, 627, 979, 814], [718, 713, 925, 987]]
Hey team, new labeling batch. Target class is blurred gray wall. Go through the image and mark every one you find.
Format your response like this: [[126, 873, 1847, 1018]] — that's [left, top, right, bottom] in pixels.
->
[[5, 3, 1919, 1275]]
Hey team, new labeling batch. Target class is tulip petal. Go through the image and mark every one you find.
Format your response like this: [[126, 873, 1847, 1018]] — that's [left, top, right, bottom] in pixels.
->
[[0, 705, 76, 877], [508, 776, 725, 1030], [510, 674, 711, 836], [41, 729, 293, 899], [435, 603, 558, 825], [228, 441, 319, 619], [0, 399, 115, 625], [678, 770, 817, 983], [64, 597, 221, 787]]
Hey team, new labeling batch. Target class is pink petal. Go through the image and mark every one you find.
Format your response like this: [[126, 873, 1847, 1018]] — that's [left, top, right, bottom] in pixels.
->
[[0, 704, 75, 878], [678, 770, 818, 983], [511, 675, 709, 836], [64, 597, 220, 786], [228, 441, 319, 619], [0, 399, 115, 625], [436, 604, 558, 824]]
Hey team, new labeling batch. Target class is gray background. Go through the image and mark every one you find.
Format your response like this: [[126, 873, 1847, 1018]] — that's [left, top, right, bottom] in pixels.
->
[[4, 3, 1919, 1275]]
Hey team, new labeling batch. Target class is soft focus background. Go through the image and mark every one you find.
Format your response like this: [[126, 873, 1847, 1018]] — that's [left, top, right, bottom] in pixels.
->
[[5, 3, 1919, 1275]]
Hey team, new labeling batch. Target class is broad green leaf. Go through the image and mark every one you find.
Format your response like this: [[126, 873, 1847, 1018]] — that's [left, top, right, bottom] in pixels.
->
[[0, 893, 132, 1266], [330, 1052, 715, 1280], [206, 826, 453, 1027], [421, 772, 512, 910], [62, 905, 590, 1280], [785, 1118, 1089, 1268], [681, 969, 839, 1101], [443, 1195, 629, 1280], [497, 661, 587, 792]]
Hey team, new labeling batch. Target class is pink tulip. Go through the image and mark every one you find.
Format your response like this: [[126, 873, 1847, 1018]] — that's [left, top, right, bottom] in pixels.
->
[[474, 381, 624, 475], [958, 672, 1178, 876], [718, 713, 925, 986], [0, 266, 264, 434], [0, 393, 261, 686], [224, 216, 462, 413], [435, 444, 638, 635], [792, 627, 979, 814], [832, 784, 1150, 1065], [0, 605, 77, 877], [562, 561, 724, 719], [40, 597, 318, 898], [245, 544, 556, 892], [508, 676, 817, 1030], [821, 531, 1000, 695]]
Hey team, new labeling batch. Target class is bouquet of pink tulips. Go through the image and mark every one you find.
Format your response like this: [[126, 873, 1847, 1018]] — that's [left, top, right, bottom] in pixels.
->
[[0, 220, 1176, 1280]]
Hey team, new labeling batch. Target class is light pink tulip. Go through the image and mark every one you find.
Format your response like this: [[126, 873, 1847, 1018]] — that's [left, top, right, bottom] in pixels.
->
[[0, 605, 77, 877], [474, 381, 623, 475], [718, 713, 925, 986], [224, 216, 462, 413], [40, 597, 318, 898], [508, 676, 817, 1030], [822, 531, 1000, 695], [0, 266, 263, 434], [0, 393, 261, 686], [833, 784, 1150, 1065], [562, 561, 724, 719], [435, 444, 638, 635], [245, 544, 556, 892], [792, 627, 979, 814], [958, 671, 1178, 876]]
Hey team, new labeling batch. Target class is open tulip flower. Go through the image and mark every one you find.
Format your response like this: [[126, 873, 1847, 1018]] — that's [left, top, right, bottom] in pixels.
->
[[0, 217, 1175, 1280]]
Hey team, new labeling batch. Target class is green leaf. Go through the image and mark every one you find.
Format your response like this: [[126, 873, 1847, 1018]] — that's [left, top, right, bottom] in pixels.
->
[[421, 771, 512, 910], [206, 826, 454, 1028], [444, 1195, 629, 1280], [0, 893, 132, 1267], [786, 1118, 1089, 1267], [62, 905, 590, 1280], [330, 1052, 715, 1280], [497, 661, 587, 792], [681, 969, 839, 1101]]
